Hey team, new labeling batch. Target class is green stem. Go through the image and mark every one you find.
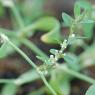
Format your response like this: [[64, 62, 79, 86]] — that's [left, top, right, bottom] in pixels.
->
[[21, 38, 48, 60], [18, 23, 37, 32], [60, 65, 95, 84], [10, 1, 36, 36], [10, 2, 24, 28], [27, 86, 46, 95], [0, 28, 48, 59], [7, 1, 44, 58], [7, 2, 56, 94], [2, 34, 57, 95], [7, 38, 38, 69], [39, 73, 57, 95], [0, 79, 15, 84], [0, 28, 17, 37]]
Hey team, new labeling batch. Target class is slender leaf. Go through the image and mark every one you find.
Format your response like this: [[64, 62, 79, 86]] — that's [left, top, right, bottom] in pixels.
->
[[62, 13, 74, 26], [80, 20, 95, 24], [74, 2, 81, 18], [85, 84, 95, 95], [16, 70, 39, 85], [36, 56, 46, 62], [64, 53, 80, 71], [78, 0, 91, 10], [1, 84, 18, 95], [82, 23, 93, 38], [50, 49, 58, 55]]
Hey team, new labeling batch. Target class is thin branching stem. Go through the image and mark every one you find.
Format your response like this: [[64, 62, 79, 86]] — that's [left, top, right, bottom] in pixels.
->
[[9, 3, 57, 94], [10, 1, 24, 28], [0, 79, 15, 84], [1, 34, 57, 95], [59, 65, 95, 84]]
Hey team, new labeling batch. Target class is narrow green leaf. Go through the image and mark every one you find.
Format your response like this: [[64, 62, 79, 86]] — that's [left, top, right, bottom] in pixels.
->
[[50, 69, 71, 95], [80, 20, 95, 24], [0, 3, 5, 17], [33, 17, 61, 44], [62, 13, 74, 26], [74, 2, 81, 18], [1, 84, 18, 95], [60, 79, 71, 95], [36, 56, 46, 62], [85, 84, 95, 95], [36, 56, 51, 64], [78, 0, 91, 10], [0, 38, 20, 58], [76, 36, 88, 39], [64, 53, 80, 71], [82, 23, 93, 38], [16, 70, 39, 85], [50, 49, 58, 55]]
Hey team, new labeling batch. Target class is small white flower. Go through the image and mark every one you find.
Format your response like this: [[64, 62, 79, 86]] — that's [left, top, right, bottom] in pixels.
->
[[59, 50, 63, 53], [50, 55, 54, 59], [50, 55, 56, 63], [71, 34, 75, 37], [60, 39, 67, 49]]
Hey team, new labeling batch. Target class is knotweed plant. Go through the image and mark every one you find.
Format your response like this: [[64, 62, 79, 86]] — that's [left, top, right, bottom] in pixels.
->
[[0, 0, 95, 95]]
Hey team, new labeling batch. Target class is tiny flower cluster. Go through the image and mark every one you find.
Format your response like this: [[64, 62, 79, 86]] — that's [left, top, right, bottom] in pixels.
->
[[49, 39, 68, 64], [38, 34, 76, 75]]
